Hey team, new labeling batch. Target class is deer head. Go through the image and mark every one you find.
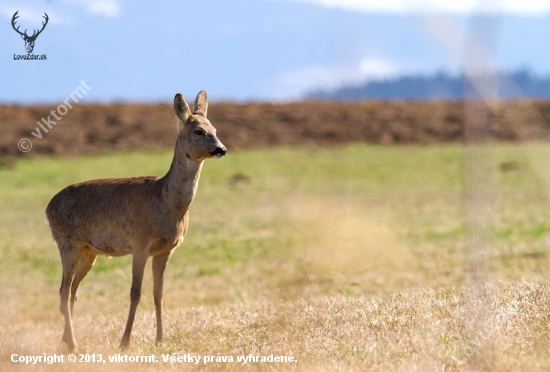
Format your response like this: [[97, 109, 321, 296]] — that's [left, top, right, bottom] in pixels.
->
[[173, 91, 227, 162], [12, 11, 49, 54]]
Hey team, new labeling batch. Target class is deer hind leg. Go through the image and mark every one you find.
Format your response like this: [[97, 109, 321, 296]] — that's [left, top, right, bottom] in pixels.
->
[[152, 250, 173, 345], [70, 250, 97, 316], [58, 242, 81, 352], [119, 252, 149, 350]]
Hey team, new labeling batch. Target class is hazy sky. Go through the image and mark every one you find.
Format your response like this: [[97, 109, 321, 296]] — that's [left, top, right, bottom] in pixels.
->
[[286, 0, 550, 14], [1, 0, 550, 103]]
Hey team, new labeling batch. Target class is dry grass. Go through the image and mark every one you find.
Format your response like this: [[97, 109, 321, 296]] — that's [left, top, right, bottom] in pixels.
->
[[2, 282, 549, 371]]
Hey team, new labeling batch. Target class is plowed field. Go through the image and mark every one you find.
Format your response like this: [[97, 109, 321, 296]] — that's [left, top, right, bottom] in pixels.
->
[[2, 100, 550, 158]]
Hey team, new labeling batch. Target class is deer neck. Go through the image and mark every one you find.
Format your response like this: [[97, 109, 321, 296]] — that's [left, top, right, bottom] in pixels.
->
[[161, 142, 204, 218]]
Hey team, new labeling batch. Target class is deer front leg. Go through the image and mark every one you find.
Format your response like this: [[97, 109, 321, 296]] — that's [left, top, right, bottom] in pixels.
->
[[152, 250, 173, 345], [120, 253, 148, 350]]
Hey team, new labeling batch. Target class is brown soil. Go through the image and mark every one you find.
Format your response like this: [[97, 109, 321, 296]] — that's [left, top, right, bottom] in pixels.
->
[[2, 100, 550, 158]]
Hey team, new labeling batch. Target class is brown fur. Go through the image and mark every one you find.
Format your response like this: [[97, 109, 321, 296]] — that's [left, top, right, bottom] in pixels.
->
[[46, 91, 226, 352]]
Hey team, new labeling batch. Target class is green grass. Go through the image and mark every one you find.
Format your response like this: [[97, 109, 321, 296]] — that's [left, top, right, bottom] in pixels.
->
[[2, 142, 550, 370], [2, 143, 550, 291]]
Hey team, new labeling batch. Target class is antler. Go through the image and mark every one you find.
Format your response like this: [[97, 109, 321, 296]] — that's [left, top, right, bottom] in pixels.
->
[[11, 11, 27, 38], [29, 13, 49, 40]]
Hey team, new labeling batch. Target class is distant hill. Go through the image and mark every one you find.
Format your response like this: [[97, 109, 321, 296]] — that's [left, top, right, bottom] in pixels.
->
[[308, 71, 550, 100]]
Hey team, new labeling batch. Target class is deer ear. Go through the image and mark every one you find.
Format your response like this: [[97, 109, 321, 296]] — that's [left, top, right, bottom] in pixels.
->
[[193, 90, 208, 117], [173, 93, 190, 125]]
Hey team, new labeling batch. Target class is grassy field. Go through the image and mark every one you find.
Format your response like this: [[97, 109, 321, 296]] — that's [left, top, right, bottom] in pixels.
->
[[1, 143, 550, 371]]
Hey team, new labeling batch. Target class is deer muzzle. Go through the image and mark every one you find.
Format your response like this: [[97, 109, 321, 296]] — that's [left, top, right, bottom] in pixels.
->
[[211, 146, 227, 158]]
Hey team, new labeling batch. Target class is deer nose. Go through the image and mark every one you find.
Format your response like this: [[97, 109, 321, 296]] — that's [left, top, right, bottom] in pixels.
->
[[211, 146, 227, 158]]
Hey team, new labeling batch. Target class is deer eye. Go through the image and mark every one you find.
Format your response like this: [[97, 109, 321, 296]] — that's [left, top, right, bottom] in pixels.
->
[[194, 129, 205, 136]]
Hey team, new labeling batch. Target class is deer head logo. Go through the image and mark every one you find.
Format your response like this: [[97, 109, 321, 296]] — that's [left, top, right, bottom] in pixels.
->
[[11, 11, 49, 54]]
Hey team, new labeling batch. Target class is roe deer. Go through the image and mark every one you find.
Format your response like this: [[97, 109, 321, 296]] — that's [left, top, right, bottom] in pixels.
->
[[46, 91, 226, 352]]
